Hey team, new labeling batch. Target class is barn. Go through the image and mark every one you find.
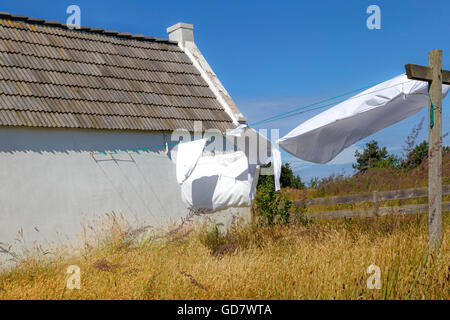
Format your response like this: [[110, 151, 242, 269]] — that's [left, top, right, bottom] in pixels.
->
[[0, 13, 253, 252]]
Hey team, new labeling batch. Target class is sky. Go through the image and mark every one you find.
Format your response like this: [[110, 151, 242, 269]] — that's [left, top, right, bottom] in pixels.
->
[[4, 0, 450, 183]]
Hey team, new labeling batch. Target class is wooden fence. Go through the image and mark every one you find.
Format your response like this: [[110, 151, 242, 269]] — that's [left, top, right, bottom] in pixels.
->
[[296, 185, 450, 219]]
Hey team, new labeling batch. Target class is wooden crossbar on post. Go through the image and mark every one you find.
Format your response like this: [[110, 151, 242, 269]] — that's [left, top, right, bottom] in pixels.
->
[[405, 64, 450, 85], [405, 49, 450, 252]]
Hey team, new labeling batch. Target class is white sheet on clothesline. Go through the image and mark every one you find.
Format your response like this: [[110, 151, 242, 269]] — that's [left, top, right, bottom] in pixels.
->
[[180, 151, 252, 212], [175, 125, 282, 213], [278, 74, 450, 164], [176, 138, 207, 184], [226, 124, 281, 191], [272, 146, 281, 191]]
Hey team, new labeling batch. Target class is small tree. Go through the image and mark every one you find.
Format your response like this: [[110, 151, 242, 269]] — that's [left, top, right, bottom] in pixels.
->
[[402, 140, 428, 169], [280, 163, 305, 189], [258, 163, 305, 189], [353, 140, 400, 173]]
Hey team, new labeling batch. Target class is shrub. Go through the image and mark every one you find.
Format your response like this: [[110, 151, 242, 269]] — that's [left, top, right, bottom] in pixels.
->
[[253, 175, 293, 225], [280, 163, 305, 189]]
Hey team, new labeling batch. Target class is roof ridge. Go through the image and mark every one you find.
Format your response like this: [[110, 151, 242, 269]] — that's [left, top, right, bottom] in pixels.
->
[[0, 12, 178, 45]]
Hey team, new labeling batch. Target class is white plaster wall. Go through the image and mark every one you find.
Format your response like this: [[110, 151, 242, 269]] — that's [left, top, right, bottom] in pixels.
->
[[0, 127, 250, 258]]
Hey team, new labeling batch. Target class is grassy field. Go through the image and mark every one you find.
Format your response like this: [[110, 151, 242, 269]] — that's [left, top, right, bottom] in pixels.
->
[[287, 150, 450, 200], [1, 137, 449, 300], [0, 212, 448, 300]]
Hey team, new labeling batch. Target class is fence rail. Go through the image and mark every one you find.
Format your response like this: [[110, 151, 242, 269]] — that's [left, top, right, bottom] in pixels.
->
[[296, 185, 450, 219]]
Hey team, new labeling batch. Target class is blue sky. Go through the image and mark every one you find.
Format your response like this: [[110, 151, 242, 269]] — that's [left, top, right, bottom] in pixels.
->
[[4, 0, 450, 183]]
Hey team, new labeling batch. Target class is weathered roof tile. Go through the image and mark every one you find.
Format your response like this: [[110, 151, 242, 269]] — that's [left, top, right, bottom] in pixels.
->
[[0, 15, 235, 132]]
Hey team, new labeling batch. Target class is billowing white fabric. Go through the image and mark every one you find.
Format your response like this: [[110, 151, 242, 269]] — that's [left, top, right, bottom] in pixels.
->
[[176, 138, 207, 183], [226, 124, 281, 191], [278, 74, 450, 164], [176, 125, 283, 212], [180, 151, 252, 212], [226, 124, 248, 137], [272, 146, 281, 191], [248, 164, 260, 200], [226, 124, 271, 164]]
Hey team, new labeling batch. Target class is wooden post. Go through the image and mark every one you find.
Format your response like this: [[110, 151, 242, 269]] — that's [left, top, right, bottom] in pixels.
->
[[427, 50, 443, 251], [405, 49, 450, 252]]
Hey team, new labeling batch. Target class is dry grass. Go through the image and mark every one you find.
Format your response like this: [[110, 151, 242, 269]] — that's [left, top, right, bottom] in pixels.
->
[[285, 151, 450, 217], [287, 151, 450, 200], [0, 213, 448, 300]]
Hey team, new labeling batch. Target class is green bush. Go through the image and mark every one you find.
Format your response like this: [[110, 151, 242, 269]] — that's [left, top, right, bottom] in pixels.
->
[[253, 175, 293, 225]]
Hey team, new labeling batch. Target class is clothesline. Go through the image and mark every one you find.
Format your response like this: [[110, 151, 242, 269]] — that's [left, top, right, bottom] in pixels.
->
[[250, 80, 415, 125], [248, 83, 380, 127], [91, 77, 412, 157], [88, 73, 449, 215]]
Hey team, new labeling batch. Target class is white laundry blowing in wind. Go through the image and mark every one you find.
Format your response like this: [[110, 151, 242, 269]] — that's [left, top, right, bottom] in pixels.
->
[[175, 125, 281, 213], [278, 74, 450, 164]]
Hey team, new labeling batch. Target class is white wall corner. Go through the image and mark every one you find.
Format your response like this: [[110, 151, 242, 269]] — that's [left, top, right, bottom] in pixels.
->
[[167, 22, 247, 126]]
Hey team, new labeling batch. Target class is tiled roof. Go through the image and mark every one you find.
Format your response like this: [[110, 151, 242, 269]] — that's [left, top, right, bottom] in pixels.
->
[[0, 13, 236, 132]]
